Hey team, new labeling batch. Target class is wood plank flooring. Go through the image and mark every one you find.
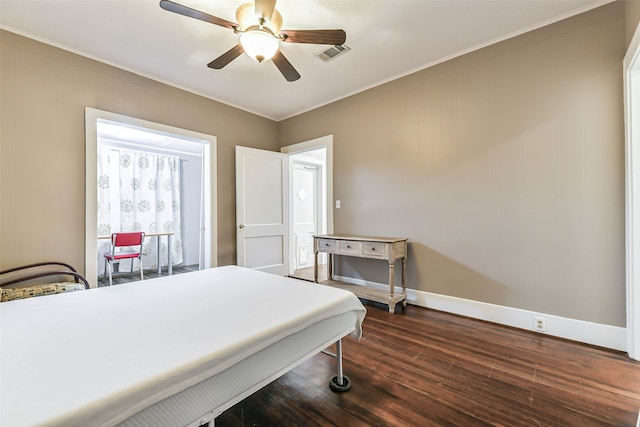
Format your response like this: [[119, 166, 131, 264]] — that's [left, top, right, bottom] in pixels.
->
[[216, 300, 640, 426]]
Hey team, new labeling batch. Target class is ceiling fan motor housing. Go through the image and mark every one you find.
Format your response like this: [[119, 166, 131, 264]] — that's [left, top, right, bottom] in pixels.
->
[[236, 2, 283, 34]]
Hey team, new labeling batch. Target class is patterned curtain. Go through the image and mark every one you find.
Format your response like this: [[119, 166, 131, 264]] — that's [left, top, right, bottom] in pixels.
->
[[97, 147, 183, 273]]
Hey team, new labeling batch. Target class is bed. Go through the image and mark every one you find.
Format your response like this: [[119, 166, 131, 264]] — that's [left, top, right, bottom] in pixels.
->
[[0, 261, 89, 301], [1, 265, 366, 427]]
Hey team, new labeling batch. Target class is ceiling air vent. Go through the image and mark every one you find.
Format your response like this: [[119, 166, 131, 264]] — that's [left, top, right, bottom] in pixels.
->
[[317, 44, 351, 62]]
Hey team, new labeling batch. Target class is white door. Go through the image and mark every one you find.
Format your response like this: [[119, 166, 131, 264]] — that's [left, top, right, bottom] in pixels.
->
[[292, 162, 320, 269], [235, 146, 290, 275]]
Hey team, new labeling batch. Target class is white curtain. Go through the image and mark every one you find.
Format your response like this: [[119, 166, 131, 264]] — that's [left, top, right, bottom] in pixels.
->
[[97, 147, 183, 273]]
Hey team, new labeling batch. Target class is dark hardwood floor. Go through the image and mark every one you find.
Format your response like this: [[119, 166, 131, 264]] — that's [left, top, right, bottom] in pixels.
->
[[217, 300, 640, 427]]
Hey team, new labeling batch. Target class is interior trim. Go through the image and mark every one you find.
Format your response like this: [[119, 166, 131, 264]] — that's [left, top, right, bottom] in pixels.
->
[[335, 274, 627, 352]]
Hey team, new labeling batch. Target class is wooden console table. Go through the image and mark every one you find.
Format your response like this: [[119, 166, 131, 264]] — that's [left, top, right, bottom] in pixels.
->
[[313, 234, 408, 313]]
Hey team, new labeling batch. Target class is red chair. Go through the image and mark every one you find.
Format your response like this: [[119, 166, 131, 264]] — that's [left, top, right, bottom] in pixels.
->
[[103, 232, 145, 286]]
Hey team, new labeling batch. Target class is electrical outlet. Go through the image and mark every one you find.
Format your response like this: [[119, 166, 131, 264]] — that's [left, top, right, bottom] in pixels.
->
[[534, 316, 546, 332]]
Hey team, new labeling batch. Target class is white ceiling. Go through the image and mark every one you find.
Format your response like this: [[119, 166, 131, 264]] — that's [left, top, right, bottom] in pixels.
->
[[0, 0, 612, 121]]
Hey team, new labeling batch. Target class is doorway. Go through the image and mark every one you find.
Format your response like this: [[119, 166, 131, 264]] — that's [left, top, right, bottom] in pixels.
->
[[85, 108, 218, 287], [289, 150, 326, 281], [234, 136, 333, 278], [96, 122, 206, 283], [282, 135, 333, 280]]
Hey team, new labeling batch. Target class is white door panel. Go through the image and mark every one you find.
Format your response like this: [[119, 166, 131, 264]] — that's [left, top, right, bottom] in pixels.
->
[[245, 235, 284, 269], [236, 146, 289, 275]]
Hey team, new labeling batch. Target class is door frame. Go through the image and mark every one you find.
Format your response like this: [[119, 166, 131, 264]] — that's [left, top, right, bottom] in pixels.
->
[[625, 22, 640, 360], [84, 108, 218, 287], [281, 135, 334, 275], [291, 158, 322, 270]]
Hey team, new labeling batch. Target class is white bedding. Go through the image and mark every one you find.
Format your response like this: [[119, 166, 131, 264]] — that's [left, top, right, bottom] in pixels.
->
[[1, 266, 366, 427]]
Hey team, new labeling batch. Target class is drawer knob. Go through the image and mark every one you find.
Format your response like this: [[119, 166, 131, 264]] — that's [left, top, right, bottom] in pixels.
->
[[347, 245, 351, 248], [372, 247, 376, 251]]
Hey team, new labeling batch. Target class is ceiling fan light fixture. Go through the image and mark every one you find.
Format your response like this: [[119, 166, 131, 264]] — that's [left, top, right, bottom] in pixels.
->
[[240, 30, 279, 63]]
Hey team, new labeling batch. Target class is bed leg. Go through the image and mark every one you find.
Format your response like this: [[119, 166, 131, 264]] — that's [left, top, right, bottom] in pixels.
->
[[329, 339, 351, 392]]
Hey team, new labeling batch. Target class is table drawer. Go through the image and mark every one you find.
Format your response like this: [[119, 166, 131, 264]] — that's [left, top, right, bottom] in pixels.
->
[[339, 241, 362, 255], [317, 239, 337, 253], [363, 242, 387, 258]]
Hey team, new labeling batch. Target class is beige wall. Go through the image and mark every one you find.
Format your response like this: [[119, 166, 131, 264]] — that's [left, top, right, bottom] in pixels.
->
[[279, 2, 626, 326], [626, 0, 640, 45], [0, 30, 280, 271]]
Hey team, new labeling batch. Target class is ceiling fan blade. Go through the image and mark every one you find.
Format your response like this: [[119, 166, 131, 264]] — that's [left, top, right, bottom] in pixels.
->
[[281, 29, 346, 45], [160, 0, 237, 30], [272, 50, 300, 82], [254, 0, 277, 22], [207, 44, 245, 69]]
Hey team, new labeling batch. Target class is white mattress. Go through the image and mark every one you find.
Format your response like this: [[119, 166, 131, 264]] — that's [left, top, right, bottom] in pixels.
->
[[1, 266, 366, 427]]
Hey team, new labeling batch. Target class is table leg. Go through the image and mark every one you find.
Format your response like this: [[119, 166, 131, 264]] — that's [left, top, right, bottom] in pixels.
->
[[328, 254, 333, 280], [314, 251, 319, 283], [168, 234, 172, 275], [388, 261, 396, 313], [388, 261, 395, 297], [402, 256, 407, 307], [156, 237, 161, 275]]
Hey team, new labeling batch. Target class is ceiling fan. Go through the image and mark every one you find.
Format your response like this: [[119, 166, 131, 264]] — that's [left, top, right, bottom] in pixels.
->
[[159, 0, 347, 82]]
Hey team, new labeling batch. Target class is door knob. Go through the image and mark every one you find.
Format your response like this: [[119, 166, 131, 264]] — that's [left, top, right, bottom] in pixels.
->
[[238, 224, 244, 229]]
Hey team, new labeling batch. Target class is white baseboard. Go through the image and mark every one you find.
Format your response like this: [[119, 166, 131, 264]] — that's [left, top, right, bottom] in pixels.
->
[[334, 275, 627, 352]]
